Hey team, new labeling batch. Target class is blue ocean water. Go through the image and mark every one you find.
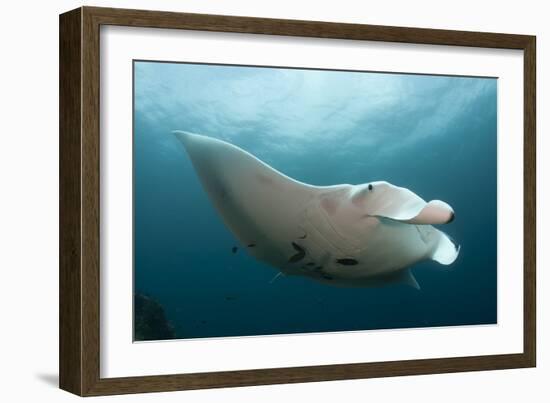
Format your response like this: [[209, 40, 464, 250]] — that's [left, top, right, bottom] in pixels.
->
[[133, 61, 497, 340]]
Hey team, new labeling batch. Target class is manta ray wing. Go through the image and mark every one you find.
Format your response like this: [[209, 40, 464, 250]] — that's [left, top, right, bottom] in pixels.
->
[[173, 130, 325, 267]]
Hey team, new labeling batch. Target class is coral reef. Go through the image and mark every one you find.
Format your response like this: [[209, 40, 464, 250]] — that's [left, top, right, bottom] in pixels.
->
[[134, 292, 176, 341]]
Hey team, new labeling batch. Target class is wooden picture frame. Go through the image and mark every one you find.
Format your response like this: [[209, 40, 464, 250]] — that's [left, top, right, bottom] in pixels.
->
[[59, 6, 536, 396]]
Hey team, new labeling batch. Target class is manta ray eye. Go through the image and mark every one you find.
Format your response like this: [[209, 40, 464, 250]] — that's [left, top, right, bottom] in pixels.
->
[[368, 184, 373, 191]]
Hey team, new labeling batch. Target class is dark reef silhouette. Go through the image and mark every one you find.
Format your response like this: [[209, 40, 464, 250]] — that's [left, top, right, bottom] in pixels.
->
[[134, 292, 176, 341]]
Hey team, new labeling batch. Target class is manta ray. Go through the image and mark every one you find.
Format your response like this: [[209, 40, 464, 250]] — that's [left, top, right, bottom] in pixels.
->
[[172, 131, 460, 289]]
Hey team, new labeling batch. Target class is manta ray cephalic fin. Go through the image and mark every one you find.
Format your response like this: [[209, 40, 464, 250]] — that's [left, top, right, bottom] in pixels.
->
[[352, 182, 455, 225]]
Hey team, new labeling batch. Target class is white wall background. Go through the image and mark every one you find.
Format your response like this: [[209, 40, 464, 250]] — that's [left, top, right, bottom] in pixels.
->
[[0, 0, 546, 401]]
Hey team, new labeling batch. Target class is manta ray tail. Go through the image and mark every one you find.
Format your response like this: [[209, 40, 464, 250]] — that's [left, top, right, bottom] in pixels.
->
[[402, 269, 420, 290], [269, 272, 284, 284]]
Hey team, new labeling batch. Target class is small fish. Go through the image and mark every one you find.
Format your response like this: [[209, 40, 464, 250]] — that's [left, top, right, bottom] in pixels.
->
[[231, 246, 238, 254], [336, 258, 358, 265], [322, 274, 334, 280], [224, 295, 238, 301], [288, 242, 306, 263], [305, 262, 315, 266], [247, 243, 256, 247], [288, 253, 305, 263]]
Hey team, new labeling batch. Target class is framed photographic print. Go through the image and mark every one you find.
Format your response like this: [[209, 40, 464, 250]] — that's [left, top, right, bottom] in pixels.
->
[[59, 6, 536, 396]]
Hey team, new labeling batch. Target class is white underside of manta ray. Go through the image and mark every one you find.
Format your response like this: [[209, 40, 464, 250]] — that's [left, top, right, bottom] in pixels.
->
[[172, 131, 460, 290]]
